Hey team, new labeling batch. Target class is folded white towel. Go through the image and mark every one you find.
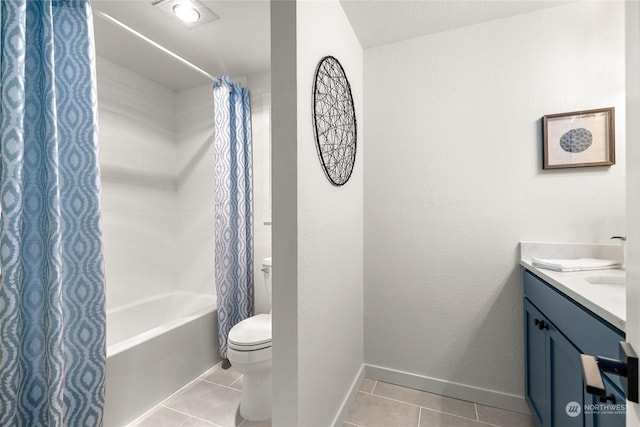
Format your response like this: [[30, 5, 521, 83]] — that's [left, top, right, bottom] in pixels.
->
[[531, 258, 621, 272]]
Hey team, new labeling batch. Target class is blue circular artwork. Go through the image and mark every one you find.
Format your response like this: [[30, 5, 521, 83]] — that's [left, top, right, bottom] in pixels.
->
[[560, 128, 593, 153]]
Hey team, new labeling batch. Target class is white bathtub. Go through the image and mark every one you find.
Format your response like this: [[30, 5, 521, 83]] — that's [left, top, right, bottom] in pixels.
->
[[104, 292, 220, 427]]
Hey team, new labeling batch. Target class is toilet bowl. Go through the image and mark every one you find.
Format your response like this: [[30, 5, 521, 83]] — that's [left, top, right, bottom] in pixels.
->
[[227, 258, 272, 421]]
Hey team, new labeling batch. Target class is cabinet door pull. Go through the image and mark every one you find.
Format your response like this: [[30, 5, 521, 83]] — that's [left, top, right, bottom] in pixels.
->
[[534, 318, 549, 331], [599, 393, 616, 404]]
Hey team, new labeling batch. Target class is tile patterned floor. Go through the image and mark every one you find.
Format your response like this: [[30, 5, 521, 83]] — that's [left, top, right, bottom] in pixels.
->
[[129, 363, 269, 427], [344, 379, 536, 427], [129, 363, 535, 427]]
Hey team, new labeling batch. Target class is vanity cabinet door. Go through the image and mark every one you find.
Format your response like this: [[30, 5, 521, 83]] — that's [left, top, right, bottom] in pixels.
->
[[523, 269, 628, 427], [524, 300, 547, 426], [547, 324, 584, 427], [525, 299, 585, 426], [585, 376, 625, 427]]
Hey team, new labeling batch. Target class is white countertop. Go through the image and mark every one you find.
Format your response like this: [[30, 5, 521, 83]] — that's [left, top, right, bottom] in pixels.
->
[[520, 242, 626, 332]]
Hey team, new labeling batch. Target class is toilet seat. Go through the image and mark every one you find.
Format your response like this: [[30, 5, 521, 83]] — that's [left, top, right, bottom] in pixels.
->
[[228, 313, 272, 351]]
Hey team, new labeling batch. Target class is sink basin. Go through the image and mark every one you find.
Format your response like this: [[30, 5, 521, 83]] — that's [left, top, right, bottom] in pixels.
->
[[585, 275, 625, 285]]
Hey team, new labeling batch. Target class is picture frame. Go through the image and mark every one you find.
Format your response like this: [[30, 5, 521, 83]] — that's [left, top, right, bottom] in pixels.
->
[[542, 107, 615, 169]]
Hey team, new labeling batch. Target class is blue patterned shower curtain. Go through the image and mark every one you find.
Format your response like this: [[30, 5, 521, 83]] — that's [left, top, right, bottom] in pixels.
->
[[0, 1, 106, 425], [213, 76, 253, 360]]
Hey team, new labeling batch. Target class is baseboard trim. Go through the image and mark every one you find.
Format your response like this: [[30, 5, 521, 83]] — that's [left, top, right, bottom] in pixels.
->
[[364, 364, 530, 415], [331, 364, 365, 427]]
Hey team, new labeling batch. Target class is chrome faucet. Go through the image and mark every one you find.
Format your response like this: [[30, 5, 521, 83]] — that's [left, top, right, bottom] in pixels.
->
[[611, 236, 627, 268]]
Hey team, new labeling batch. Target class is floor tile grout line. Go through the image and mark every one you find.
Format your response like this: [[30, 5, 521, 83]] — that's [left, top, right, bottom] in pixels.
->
[[420, 405, 502, 425], [198, 361, 224, 379], [157, 405, 227, 427], [370, 382, 478, 407], [131, 363, 248, 427], [189, 414, 227, 427], [126, 363, 223, 426], [132, 368, 524, 427], [367, 383, 514, 425], [367, 379, 531, 426], [177, 416, 212, 427], [366, 392, 479, 423], [160, 366, 248, 427], [159, 379, 243, 417], [177, 411, 227, 427], [200, 376, 244, 392], [229, 374, 243, 389]]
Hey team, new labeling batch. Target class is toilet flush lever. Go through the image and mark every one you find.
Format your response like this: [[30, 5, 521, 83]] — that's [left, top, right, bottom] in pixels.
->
[[580, 341, 639, 403], [261, 267, 270, 273]]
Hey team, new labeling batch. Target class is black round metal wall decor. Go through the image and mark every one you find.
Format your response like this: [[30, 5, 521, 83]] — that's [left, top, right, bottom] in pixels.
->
[[312, 56, 357, 186]]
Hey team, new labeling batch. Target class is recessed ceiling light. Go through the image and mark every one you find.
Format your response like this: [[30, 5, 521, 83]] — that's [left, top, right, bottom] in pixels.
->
[[172, 3, 200, 24], [152, 0, 219, 29]]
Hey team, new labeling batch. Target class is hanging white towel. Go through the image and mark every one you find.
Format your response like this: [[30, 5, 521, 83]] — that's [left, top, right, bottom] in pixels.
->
[[531, 258, 621, 272]]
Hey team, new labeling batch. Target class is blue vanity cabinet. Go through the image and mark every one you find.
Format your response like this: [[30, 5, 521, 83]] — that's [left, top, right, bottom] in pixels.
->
[[524, 300, 547, 424], [523, 269, 626, 427], [524, 300, 584, 426], [585, 376, 626, 427], [546, 322, 585, 426]]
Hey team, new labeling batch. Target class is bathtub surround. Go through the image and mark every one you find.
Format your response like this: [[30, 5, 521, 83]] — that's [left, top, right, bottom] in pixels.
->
[[98, 60, 271, 313], [97, 57, 271, 426], [103, 293, 218, 427], [0, 0, 106, 425], [97, 57, 271, 423], [213, 76, 254, 361], [98, 57, 185, 309]]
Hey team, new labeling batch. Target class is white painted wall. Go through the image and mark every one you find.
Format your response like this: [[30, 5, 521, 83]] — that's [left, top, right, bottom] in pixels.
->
[[271, 0, 364, 424], [296, 1, 364, 424], [98, 56, 271, 313], [271, 2, 299, 425], [364, 1, 625, 411]]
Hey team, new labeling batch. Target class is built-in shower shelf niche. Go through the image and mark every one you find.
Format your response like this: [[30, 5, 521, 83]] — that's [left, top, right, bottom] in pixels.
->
[[100, 165, 177, 190]]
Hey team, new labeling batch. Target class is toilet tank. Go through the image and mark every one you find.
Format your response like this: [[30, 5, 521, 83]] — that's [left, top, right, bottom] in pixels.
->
[[262, 257, 272, 312]]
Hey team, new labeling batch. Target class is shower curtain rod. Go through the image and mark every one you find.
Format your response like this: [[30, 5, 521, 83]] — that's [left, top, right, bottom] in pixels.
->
[[93, 10, 216, 82]]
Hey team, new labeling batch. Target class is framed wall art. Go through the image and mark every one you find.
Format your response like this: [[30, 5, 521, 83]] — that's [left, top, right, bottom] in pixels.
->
[[542, 107, 615, 169]]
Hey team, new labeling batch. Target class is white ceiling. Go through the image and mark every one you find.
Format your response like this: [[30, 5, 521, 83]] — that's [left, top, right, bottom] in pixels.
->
[[91, 0, 270, 90], [340, 0, 574, 48], [91, 0, 573, 91]]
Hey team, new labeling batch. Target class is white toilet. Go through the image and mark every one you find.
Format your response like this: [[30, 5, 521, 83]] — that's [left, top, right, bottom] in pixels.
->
[[227, 257, 272, 421]]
